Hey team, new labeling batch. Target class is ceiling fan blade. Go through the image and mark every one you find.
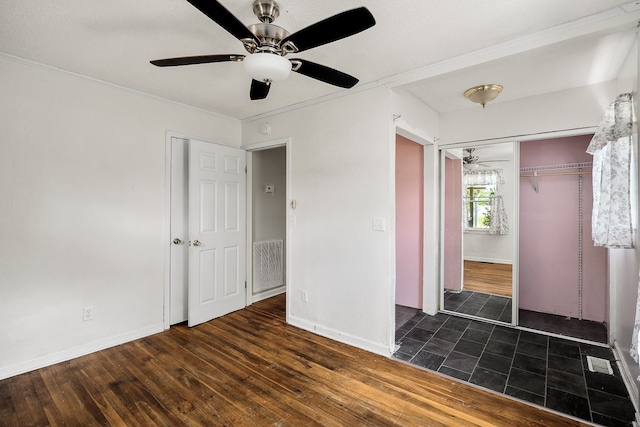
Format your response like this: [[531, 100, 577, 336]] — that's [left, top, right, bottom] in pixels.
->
[[150, 54, 244, 67], [186, 0, 258, 44], [250, 79, 271, 100], [291, 59, 358, 88], [281, 7, 375, 53]]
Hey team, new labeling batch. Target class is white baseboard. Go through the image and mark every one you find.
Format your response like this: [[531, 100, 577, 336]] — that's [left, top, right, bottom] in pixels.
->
[[0, 323, 164, 381], [612, 340, 640, 424], [250, 285, 285, 304], [464, 257, 512, 265], [287, 314, 391, 357]]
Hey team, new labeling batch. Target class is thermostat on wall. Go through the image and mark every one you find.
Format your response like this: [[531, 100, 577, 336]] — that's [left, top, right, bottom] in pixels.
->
[[265, 184, 275, 193]]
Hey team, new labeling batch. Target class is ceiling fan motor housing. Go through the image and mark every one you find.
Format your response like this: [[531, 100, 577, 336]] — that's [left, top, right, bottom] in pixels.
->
[[253, 0, 280, 23]]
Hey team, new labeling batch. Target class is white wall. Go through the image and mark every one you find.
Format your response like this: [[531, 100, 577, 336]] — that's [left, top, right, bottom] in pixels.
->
[[0, 55, 240, 379], [243, 87, 395, 355]]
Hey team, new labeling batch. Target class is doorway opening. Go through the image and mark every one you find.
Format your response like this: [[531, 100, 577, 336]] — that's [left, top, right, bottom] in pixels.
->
[[395, 134, 425, 330], [248, 145, 287, 303]]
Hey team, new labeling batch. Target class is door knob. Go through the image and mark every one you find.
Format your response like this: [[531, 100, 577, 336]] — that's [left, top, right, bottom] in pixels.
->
[[173, 238, 182, 245], [193, 240, 202, 247]]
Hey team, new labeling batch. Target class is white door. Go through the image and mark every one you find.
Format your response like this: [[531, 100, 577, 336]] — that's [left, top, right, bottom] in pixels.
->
[[188, 139, 246, 327]]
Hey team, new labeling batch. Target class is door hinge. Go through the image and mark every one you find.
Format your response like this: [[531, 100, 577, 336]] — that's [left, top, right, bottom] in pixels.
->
[[245, 281, 247, 289], [245, 165, 247, 174]]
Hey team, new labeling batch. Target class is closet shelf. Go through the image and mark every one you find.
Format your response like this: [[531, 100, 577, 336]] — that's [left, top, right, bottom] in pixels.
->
[[519, 162, 592, 173]]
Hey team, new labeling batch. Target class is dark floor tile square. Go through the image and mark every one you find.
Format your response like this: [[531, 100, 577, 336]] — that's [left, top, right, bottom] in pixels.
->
[[591, 412, 634, 427], [396, 338, 425, 356], [588, 388, 636, 422], [444, 300, 463, 311], [443, 317, 471, 332], [518, 330, 548, 346], [415, 316, 445, 333], [490, 327, 519, 345], [477, 352, 512, 375], [478, 304, 506, 318], [422, 338, 455, 358], [548, 353, 583, 377], [585, 370, 629, 398], [546, 388, 591, 422], [485, 339, 516, 359], [467, 320, 495, 333], [470, 368, 507, 393], [504, 386, 545, 406], [461, 328, 491, 345], [547, 369, 588, 397], [433, 327, 463, 344], [438, 366, 471, 381], [549, 338, 581, 359], [443, 351, 479, 374], [412, 351, 445, 371], [446, 292, 470, 303], [488, 295, 510, 305], [395, 327, 410, 341], [453, 339, 484, 357], [404, 327, 434, 343], [512, 353, 546, 376], [516, 340, 547, 359], [498, 308, 512, 323], [507, 368, 546, 396], [468, 292, 491, 302], [434, 312, 450, 321], [392, 351, 413, 362], [580, 343, 615, 361], [456, 303, 482, 316]]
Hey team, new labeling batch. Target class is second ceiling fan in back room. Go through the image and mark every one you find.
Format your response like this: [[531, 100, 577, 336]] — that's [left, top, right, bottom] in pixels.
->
[[150, 0, 376, 100]]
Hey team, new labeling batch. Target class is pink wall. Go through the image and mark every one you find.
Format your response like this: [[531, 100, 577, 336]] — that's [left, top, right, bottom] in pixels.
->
[[395, 135, 424, 308], [443, 157, 462, 292], [519, 135, 607, 322]]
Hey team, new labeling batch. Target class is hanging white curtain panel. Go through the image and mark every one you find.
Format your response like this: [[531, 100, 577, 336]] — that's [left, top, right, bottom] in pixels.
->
[[586, 92, 634, 249]]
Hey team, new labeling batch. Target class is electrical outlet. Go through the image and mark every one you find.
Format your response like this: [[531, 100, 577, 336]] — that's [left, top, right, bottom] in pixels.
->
[[83, 306, 93, 321], [302, 290, 308, 302]]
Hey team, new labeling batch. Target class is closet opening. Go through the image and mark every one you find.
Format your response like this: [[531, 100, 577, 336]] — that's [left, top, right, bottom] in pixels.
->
[[519, 135, 607, 343]]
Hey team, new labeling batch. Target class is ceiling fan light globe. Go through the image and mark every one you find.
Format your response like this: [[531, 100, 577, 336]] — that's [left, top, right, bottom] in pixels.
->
[[243, 53, 291, 82]]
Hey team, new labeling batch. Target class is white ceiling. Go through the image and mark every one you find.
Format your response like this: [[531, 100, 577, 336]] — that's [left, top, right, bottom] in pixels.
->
[[1, 0, 639, 120]]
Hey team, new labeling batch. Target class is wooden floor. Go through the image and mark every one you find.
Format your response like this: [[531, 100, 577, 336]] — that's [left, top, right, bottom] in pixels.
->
[[0, 295, 589, 427], [464, 260, 512, 297]]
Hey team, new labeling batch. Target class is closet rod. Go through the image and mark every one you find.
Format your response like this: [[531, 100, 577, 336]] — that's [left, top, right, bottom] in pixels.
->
[[520, 171, 592, 177]]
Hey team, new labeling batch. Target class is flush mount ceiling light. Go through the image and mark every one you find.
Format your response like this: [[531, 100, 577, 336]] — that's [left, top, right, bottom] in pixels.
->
[[464, 84, 503, 108]]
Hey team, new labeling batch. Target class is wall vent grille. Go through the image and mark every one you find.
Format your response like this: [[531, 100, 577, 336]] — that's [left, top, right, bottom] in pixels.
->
[[253, 239, 283, 294]]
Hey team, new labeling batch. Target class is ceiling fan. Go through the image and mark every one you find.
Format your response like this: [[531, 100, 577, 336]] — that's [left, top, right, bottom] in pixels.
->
[[463, 148, 509, 169], [150, 0, 376, 100]]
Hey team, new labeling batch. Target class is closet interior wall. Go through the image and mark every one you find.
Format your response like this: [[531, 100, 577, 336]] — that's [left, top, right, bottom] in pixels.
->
[[519, 135, 607, 323]]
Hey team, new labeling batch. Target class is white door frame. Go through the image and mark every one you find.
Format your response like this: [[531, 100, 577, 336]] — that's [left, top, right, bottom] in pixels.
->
[[242, 137, 292, 306]]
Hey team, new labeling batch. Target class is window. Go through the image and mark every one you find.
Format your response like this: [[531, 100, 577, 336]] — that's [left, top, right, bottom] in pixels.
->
[[465, 185, 496, 229]]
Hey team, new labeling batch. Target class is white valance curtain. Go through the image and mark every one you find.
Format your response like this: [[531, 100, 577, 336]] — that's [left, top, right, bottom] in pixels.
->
[[463, 169, 505, 186], [586, 92, 634, 249], [463, 168, 508, 234]]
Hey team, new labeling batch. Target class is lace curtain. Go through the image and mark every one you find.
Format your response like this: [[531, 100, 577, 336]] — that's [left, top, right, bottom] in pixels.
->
[[586, 92, 634, 249], [489, 195, 509, 235], [463, 169, 508, 234], [463, 169, 505, 186]]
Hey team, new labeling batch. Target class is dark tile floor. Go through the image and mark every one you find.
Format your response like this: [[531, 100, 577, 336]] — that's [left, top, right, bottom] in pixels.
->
[[394, 308, 636, 426], [444, 290, 512, 323], [444, 290, 608, 344], [520, 308, 608, 344]]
